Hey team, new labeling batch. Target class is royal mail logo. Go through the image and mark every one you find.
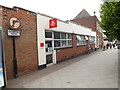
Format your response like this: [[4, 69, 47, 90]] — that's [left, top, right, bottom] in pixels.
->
[[49, 18, 57, 28]]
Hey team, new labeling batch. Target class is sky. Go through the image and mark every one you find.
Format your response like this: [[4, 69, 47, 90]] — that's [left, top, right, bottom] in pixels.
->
[[0, 0, 103, 21]]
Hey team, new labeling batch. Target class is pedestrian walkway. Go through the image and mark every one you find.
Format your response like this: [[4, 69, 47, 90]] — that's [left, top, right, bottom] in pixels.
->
[[6, 49, 118, 88]]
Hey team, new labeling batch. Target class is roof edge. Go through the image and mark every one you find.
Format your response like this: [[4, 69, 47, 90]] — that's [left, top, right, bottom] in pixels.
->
[[0, 5, 36, 14], [13, 6, 36, 14], [37, 13, 68, 24]]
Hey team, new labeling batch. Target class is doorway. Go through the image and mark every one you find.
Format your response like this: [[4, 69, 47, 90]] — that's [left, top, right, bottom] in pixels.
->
[[45, 41, 53, 65]]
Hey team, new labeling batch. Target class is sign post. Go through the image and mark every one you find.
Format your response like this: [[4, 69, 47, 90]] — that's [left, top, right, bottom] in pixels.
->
[[12, 37, 18, 78], [8, 17, 21, 78]]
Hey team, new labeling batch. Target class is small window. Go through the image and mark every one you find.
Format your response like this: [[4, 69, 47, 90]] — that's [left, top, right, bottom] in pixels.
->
[[45, 31, 52, 38], [61, 40, 67, 47]]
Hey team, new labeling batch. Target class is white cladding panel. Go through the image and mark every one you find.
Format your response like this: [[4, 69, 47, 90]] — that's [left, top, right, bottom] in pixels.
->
[[37, 14, 96, 37], [55, 21, 71, 33], [49, 21, 96, 36], [37, 15, 46, 65], [69, 22, 96, 36]]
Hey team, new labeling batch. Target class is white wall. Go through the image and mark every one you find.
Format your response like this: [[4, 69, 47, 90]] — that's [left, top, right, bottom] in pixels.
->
[[37, 13, 96, 66], [37, 15, 46, 66]]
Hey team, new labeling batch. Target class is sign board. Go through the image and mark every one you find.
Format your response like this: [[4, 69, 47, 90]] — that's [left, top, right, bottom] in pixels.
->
[[49, 18, 57, 28], [0, 31, 5, 87], [9, 17, 21, 30], [8, 30, 20, 37], [40, 43, 44, 47]]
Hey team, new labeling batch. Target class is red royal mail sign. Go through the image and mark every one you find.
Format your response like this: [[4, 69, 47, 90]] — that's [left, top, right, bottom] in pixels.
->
[[49, 18, 57, 28]]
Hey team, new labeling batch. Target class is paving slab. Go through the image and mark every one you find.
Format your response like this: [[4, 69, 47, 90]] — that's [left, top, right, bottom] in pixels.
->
[[6, 49, 118, 88]]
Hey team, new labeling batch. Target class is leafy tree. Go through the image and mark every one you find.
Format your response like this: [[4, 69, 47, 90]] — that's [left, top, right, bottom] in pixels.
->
[[100, 2, 120, 41]]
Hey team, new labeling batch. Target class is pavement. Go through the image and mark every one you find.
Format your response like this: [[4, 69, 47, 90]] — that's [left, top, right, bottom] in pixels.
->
[[6, 48, 118, 88]]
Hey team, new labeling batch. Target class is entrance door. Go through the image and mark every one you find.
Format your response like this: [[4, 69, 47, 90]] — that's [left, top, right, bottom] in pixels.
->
[[45, 41, 53, 64]]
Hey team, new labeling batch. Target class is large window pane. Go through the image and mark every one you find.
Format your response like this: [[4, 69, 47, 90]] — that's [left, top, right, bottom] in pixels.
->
[[54, 32, 60, 39], [68, 33, 72, 39], [61, 40, 67, 47], [68, 40, 72, 46], [61, 33, 66, 39], [54, 40, 61, 47]]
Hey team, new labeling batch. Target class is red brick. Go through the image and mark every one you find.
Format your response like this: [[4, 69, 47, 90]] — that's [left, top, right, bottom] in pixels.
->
[[1, 6, 38, 79]]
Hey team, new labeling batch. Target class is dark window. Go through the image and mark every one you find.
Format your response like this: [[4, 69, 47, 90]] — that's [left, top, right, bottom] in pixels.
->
[[61, 40, 67, 47], [45, 31, 52, 38], [68, 34, 72, 39], [54, 32, 60, 39], [61, 33, 66, 39], [54, 40, 61, 47], [68, 40, 72, 45], [54, 32, 72, 49]]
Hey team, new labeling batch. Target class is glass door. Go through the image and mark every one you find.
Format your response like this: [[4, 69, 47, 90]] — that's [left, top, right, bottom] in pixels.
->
[[45, 41, 53, 64]]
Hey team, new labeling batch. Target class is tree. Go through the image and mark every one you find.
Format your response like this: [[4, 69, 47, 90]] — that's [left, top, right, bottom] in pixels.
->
[[100, 2, 120, 41]]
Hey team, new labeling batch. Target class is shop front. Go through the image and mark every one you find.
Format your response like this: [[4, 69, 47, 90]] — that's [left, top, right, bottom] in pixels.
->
[[37, 13, 96, 69], [0, 5, 98, 81]]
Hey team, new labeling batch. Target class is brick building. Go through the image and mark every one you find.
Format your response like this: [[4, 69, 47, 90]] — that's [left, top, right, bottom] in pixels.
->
[[0, 5, 38, 80], [71, 9, 103, 49]]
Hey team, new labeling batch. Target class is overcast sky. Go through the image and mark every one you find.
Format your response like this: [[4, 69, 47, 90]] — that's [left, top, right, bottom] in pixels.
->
[[1, 0, 103, 21]]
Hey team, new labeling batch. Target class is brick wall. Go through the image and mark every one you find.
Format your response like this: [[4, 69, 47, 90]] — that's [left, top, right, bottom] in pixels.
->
[[90, 44, 95, 49], [72, 16, 96, 31], [2, 6, 38, 79], [56, 34, 95, 61]]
